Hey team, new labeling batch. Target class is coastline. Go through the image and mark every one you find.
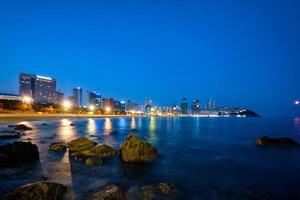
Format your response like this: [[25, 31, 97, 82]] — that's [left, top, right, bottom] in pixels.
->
[[0, 113, 141, 124]]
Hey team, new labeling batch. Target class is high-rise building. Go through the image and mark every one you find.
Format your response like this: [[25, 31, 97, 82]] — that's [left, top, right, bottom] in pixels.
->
[[181, 97, 188, 115], [102, 98, 115, 111], [73, 87, 82, 107], [87, 91, 102, 108], [126, 100, 139, 112], [55, 91, 64, 105], [19, 73, 57, 104], [191, 99, 201, 114], [206, 98, 216, 111], [144, 98, 152, 114]]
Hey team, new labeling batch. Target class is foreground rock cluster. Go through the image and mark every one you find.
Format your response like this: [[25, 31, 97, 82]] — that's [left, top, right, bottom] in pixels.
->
[[256, 136, 299, 147]]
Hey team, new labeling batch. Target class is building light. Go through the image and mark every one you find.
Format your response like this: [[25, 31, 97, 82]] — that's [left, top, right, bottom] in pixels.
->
[[63, 100, 72, 110], [89, 105, 95, 111], [22, 96, 33, 104], [105, 107, 111, 112], [37, 75, 52, 80]]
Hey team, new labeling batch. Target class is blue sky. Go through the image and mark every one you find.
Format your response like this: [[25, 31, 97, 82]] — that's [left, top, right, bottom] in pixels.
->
[[0, 0, 299, 116]]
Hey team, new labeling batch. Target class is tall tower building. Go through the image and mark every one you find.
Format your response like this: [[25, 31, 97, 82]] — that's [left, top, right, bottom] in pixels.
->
[[144, 98, 152, 114], [73, 87, 82, 107], [87, 91, 102, 108], [206, 98, 216, 111], [19, 73, 57, 104], [181, 97, 188, 115], [191, 99, 201, 114]]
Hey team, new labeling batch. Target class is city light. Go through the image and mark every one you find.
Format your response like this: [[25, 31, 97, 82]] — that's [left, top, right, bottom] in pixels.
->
[[63, 100, 72, 110], [89, 105, 95, 111], [105, 107, 111, 112], [294, 100, 300, 105], [22, 96, 33, 104]]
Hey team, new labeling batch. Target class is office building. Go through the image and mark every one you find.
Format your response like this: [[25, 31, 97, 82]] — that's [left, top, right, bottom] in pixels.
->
[[181, 97, 188, 115], [191, 99, 201, 114], [144, 98, 152, 114], [73, 87, 82, 107], [19, 73, 57, 104], [87, 91, 102, 108], [206, 98, 216, 111]]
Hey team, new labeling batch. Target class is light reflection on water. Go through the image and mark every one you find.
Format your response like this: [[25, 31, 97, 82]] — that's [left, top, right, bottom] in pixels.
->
[[57, 119, 76, 141], [130, 117, 136, 129], [103, 118, 112, 135], [149, 117, 158, 142], [87, 118, 96, 135]]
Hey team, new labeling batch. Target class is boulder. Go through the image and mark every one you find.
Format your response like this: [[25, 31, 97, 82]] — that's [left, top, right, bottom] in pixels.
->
[[1, 181, 67, 200], [70, 144, 117, 158], [49, 142, 68, 152], [140, 183, 177, 199], [14, 124, 33, 131], [0, 142, 39, 167], [88, 185, 125, 200], [256, 136, 299, 147], [68, 138, 96, 152], [0, 133, 21, 139], [120, 135, 158, 162], [85, 157, 103, 166]]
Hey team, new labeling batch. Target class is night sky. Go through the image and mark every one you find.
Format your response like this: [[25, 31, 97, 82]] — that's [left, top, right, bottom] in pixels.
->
[[0, 0, 299, 116]]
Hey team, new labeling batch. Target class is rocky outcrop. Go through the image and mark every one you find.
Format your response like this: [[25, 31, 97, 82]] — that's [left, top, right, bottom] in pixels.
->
[[70, 144, 117, 158], [88, 185, 125, 200], [49, 142, 68, 152], [120, 135, 158, 162], [14, 124, 33, 131], [1, 181, 67, 200], [68, 138, 96, 152], [85, 157, 104, 166], [0, 142, 39, 167], [140, 183, 177, 199], [0, 133, 21, 139], [256, 136, 299, 147]]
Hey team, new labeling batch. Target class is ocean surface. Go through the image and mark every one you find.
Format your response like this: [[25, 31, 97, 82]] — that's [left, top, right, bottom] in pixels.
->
[[0, 117, 300, 200]]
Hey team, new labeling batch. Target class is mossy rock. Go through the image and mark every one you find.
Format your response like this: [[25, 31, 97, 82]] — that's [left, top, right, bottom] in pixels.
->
[[140, 183, 177, 199], [256, 136, 299, 147], [68, 138, 96, 152], [49, 142, 68, 152], [85, 157, 104, 166], [1, 181, 67, 200], [70, 144, 117, 158], [120, 135, 158, 162], [88, 185, 125, 200]]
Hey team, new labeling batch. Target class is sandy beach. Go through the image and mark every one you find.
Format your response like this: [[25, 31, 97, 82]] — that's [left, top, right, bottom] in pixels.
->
[[0, 113, 138, 123]]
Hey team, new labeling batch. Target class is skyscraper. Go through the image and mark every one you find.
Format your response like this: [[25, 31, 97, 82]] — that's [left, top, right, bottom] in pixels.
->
[[87, 91, 102, 108], [206, 98, 216, 111], [144, 98, 152, 114], [73, 87, 82, 107], [19, 73, 57, 104], [181, 97, 188, 115], [191, 99, 201, 114]]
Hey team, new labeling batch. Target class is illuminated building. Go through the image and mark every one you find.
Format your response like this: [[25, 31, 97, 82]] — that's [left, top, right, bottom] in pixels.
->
[[55, 91, 64, 105], [191, 99, 201, 114], [19, 73, 57, 104], [144, 98, 152, 114], [87, 91, 102, 108], [206, 98, 216, 111], [181, 97, 188, 115], [126, 100, 139, 112], [73, 87, 82, 107]]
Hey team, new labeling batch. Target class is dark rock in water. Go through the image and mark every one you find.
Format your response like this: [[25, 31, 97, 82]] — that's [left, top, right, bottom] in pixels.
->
[[0, 134, 21, 139], [111, 130, 118, 134], [140, 183, 177, 199], [1, 130, 20, 134], [49, 142, 68, 152], [14, 124, 33, 131], [256, 136, 299, 147], [1, 181, 67, 200], [70, 144, 117, 158], [42, 123, 47, 126], [68, 138, 96, 152], [85, 157, 104, 166], [88, 185, 125, 200], [120, 134, 158, 162], [0, 142, 39, 167], [70, 123, 75, 126], [7, 125, 15, 128]]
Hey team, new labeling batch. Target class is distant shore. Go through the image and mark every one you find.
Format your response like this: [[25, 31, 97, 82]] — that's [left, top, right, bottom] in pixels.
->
[[0, 113, 142, 124]]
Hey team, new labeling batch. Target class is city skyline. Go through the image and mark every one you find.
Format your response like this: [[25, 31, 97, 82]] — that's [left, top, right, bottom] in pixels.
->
[[1, 0, 300, 116]]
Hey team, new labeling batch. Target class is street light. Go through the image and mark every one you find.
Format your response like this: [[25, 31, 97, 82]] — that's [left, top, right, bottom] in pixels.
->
[[294, 100, 300, 105], [63, 100, 72, 110], [89, 105, 95, 111], [105, 107, 111, 112], [23, 96, 33, 104]]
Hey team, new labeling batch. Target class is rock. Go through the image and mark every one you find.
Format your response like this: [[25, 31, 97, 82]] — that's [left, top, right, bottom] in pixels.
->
[[1, 181, 67, 200], [0, 142, 39, 167], [42, 123, 47, 126], [49, 142, 68, 152], [14, 124, 33, 131], [0, 134, 21, 139], [88, 185, 125, 200], [85, 157, 103, 166], [111, 130, 118, 134], [68, 138, 96, 152], [1, 130, 20, 134], [70, 144, 117, 158], [256, 136, 299, 147], [7, 125, 15, 128], [120, 135, 158, 162], [70, 123, 75, 126], [140, 183, 177, 199]]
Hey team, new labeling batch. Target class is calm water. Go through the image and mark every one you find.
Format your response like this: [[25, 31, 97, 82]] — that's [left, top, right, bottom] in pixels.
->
[[0, 117, 300, 199]]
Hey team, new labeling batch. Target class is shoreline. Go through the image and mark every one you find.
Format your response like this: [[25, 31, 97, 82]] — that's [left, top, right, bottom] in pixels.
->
[[0, 113, 143, 123]]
